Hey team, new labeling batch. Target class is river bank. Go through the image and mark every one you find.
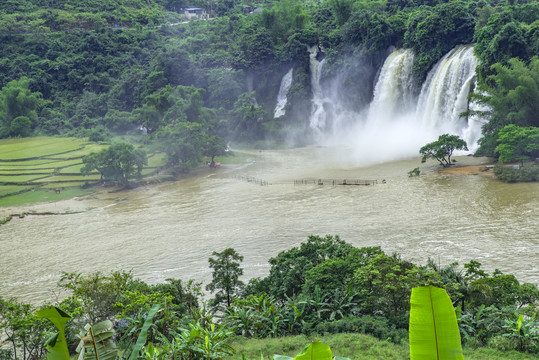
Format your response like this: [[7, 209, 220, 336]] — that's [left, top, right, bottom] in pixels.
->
[[0, 156, 498, 224], [439, 163, 496, 177]]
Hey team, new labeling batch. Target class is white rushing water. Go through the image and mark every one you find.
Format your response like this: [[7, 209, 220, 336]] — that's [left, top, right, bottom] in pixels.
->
[[368, 48, 415, 119], [274, 68, 294, 118], [315, 45, 485, 166], [309, 45, 330, 132], [416, 45, 481, 150], [332, 48, 429, 166]]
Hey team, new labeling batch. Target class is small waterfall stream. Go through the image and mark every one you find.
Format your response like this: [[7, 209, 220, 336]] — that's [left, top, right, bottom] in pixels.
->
[[274, 68, 294, 118], [309, 45, 329, 132]]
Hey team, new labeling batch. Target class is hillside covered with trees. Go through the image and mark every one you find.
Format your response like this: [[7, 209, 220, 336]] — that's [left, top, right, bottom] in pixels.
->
[[0, 0, 537, 169]]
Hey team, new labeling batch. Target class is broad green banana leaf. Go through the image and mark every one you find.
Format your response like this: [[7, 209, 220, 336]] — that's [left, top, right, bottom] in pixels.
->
[[36, 306, 71, 360], [128, 303, 161, 360], [75, 320, 117, 360], [409, 286, 464, 360], [517, 314, 524, 334], [274, 341, 350, 360]]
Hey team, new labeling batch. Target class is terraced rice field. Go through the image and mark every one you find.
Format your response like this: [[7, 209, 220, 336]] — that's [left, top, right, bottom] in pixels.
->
[[0, 137, 165, 207]]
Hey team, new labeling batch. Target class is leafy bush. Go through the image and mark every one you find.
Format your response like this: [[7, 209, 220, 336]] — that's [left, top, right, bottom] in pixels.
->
[[0, 297, 52, 360], [458, 305, 508, 347], [261, 235, 355, 299], [0, 349, 14, 360], [312, 315, 408, 344], [488, 335, 517, 352], [408, 167, 420, 177], [493, 164, 539, 182], [85, 125, 111, 142], [502, 313, 539, 353]]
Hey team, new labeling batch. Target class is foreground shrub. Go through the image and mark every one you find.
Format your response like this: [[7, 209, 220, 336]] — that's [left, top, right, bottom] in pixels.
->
[[494, 164, 539, 182], [311, 315, 408, 344], [488, 335, 517, 352]]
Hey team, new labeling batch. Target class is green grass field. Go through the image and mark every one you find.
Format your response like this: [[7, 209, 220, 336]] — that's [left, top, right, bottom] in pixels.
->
[[0, 174, 48, 183], [0, 185, 34, 197], [0, 137, 88, 160], [0, 137, 168, 207], [0, 187, 95, 207], [0, 160, 62, 167], [148, 153, 167, 167], [0, 168, 52, 174], [226, 333, 539, 360]]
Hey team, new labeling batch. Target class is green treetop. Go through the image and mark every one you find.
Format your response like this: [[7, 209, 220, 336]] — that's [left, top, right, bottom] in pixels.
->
[[81, 143, 148, 185], [206, 248, 245, 309], [420, 134, 468, 167]]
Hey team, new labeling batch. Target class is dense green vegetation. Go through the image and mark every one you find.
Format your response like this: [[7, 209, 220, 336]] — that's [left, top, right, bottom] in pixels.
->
[[0, 0, 537, 166], [226, 333, 539, 360], [1, 235, 538, 359]]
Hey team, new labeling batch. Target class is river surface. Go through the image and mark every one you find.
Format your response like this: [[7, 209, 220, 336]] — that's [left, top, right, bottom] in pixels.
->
[[1, 147, 538, 303]]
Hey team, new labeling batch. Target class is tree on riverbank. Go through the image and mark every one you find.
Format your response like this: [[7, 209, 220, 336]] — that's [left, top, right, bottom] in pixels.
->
[[420, 134, 468, 167], [206, 248, 245, 309], [81, 143, 147, 185]]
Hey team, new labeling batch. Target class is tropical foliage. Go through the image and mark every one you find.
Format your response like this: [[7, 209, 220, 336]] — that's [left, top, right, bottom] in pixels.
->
[[1, 235, 538, 359], [80, 143, 148, 185], [0, 0, 536, 162]]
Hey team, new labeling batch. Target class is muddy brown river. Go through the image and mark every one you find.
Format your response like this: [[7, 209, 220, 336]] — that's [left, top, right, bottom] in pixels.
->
[[1, 147, 537, 303]]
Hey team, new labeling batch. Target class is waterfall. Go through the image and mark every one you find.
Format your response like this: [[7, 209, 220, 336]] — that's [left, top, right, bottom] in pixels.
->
[[416, 45, 478, 139], [309, 45, 329, 132], [310, 44, 485, 166], [338, 47, 424, 166], [273, 68, 293, 118], [368, 48, 415, 120]]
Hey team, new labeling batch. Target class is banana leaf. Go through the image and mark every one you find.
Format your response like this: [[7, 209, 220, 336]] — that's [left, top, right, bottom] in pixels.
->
[[36, 306, 71, 360], [128, 304, 161, 360], [75, 320, 117, 360], [409, 286, 464, 360], [274, 341, 350, 360]]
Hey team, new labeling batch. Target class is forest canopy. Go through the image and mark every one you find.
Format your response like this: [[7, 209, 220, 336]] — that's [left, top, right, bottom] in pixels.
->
[[0, 0, 537, 158]]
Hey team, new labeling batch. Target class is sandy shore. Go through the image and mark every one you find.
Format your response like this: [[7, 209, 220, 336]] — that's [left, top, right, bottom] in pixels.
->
[[439, 164, 496, 177]]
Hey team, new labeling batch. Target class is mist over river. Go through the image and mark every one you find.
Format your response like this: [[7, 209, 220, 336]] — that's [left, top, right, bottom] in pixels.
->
[[1, 147, 538, 303]]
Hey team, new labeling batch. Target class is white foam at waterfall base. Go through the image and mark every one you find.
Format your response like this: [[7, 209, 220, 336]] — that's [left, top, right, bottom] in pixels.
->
[[321, 48, 437, 167], [325, 111, 440, 167], [314, 45, 484, 167]]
